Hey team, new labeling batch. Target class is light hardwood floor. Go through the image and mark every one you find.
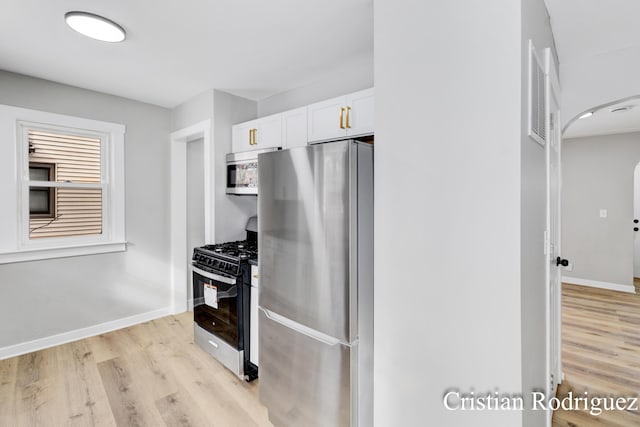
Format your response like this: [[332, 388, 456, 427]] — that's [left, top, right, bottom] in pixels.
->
[[552, 283, 640, 426], [0, 312, 274, 427]]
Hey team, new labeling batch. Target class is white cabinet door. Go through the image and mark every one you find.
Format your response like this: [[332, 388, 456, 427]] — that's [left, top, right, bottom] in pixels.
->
[[346, 88, 374, 137], [253, 114, 282, 150], [232, 121, 255, 153], [307, 96, 347, 143], [232, 114, 282, 153], [282, 107, 308, 149]]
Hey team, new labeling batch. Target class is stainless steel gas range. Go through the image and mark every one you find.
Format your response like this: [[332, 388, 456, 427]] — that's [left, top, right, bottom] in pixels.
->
[[191, 217, 258, 381]]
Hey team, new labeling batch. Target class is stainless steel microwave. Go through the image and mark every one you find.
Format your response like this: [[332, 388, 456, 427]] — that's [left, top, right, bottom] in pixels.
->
[[226, 147, 280, 195]]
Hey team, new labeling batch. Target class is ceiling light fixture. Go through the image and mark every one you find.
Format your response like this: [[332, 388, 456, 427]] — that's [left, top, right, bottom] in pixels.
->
[[579, 111, 594, 119], [610, 106, 633, 113], [65, 11, 126, 43]]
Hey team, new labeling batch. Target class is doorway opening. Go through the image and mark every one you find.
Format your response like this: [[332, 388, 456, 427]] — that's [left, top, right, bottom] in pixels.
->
[[552, 96, 640, 426], [634, 161, 640, 292], [169, 120, 213, 314]]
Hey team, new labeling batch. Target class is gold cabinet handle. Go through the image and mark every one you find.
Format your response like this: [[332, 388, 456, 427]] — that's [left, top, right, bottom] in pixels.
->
[[339, 107, 345, 129], [346, 106, 351, 129], [249, 129, 258, 145]]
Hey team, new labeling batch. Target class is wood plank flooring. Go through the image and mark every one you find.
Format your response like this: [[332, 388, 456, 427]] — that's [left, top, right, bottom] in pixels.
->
[[10, 284, 640, 427], [0, 312, 274, 427], [553, 283, 640, 426]]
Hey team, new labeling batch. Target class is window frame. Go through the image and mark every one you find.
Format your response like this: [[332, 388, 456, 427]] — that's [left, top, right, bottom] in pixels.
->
[[28, 162, 56, 218], [0, 104, 126, 264], [20, 123, 109, 246]]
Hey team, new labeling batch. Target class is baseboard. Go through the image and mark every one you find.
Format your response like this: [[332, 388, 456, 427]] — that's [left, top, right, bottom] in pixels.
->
[[0, 306, 172, 361], [562, 276, 636, 294]]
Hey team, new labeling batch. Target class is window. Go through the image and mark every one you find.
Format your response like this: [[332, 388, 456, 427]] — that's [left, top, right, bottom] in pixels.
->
[[0, 104, 126, 264], [26, 130, 103, 239], [29, 163, 56, 217]]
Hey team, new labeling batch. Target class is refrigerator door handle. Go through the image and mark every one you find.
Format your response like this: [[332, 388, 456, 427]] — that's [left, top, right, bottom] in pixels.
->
[[260, 307, 342, 346]]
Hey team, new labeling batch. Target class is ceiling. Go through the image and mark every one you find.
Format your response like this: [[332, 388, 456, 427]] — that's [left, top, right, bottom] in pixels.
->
[[544, 0, 640, 64], [0, 0, 373, 108], [545, 0, 640, 137], [563, 97, 640, 139]]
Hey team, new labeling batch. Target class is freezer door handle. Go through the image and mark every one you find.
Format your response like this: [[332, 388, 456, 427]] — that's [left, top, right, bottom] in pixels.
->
[[260, 307, 342, 346]]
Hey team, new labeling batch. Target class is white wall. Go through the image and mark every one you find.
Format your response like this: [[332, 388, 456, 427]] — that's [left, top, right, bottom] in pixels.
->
[[170, 89, 214, 132], [374, 1, 529, 426], [562, 46, 640, 126], [212, 90, 259, 242], [170, 89, 258, 244], [257, 53, 373, 117], [187, 138, 205, 302], [562, 132, 640, 286], [0, 70, 172, 349]]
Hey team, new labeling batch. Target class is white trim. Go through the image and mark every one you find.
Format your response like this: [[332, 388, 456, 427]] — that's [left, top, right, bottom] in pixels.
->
[[562, 276, 637, 294], [0, 104, 125, 135], [544, 47, 563, 422], [0, 241, 126, 264], [0, 104, 126, 261], [0, 306, 171, 360], [170, 119, 213, 315]]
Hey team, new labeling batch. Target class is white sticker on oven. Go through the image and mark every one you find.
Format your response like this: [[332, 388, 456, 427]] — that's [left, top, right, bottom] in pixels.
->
[[204, 283, 218, 309]]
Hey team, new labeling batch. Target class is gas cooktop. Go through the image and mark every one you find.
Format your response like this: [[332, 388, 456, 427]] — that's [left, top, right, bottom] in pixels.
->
[[192, 240, 256, 277]]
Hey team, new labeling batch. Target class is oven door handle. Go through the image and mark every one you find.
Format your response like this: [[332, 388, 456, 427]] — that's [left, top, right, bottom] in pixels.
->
[[192, 266, 237, 285], [217, 285, 238, 300]]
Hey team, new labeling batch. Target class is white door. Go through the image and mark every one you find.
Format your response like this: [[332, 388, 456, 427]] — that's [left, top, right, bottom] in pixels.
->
[[633, 164, 640, 277], [545, 48, 563, 422]]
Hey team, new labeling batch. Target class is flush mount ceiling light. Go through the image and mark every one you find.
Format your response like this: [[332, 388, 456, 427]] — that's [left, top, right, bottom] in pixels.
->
[[65, 12, 126, 43], [610, 105, 634, 113], [578, 111, 594, 119]]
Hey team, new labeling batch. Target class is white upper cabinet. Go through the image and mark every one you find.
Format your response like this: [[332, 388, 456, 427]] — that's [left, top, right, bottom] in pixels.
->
[[282, 107, 308, 150], [307, 95, 346, 143], [232, 114, 282, 152], [307, 88, 374, 143], [231, 88, 373, 153], [232, 121, 255, 152], [345, 88, 374, 137], [253, 115, 282, 150]]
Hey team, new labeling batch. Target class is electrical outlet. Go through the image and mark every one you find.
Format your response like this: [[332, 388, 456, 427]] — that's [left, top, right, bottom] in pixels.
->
[[565, 262, 573, 272], [600, 209, 608, 218]]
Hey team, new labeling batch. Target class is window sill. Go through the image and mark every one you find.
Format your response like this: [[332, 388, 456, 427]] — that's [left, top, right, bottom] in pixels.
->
[[0, 241, 127, 264]]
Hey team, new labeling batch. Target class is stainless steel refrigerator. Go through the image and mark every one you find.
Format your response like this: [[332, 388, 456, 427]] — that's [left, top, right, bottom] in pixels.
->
[[258, 139, 373, 427]]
